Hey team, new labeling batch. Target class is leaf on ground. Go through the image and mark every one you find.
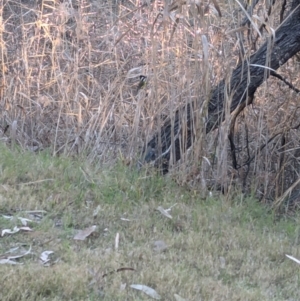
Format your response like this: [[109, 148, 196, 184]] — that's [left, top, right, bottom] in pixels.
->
[[6, 247, 20, 253], [157, 206, 172, 219], [20, 226, 33, 232], [2, 215, 14, 220], [74, 225, 97, 240], [0, 258, 23, 265], [219, 256, 226, 268], [120, 283, 126, 290], [153, 240, 168, 252], [1, 226, 33, 236], [19, 217, 34, 226], [130, 284, 161, 300], [174, 294, 187, 301], [1, 226, 18, 236], [115, 232, 119, 250], [2, 215, 36, 226], [39, 250, 58, 266], [40, 251, 54, 262], [93, 205, 101, 217], [286, 254, 300, 265], [0, 245, 32, 264]]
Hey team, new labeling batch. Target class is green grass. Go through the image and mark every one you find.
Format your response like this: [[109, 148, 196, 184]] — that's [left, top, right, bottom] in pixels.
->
[[0, 143, 300, 301]]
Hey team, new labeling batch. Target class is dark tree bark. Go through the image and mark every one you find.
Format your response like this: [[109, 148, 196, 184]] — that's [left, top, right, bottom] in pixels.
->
[[143, 2, 300, 173]]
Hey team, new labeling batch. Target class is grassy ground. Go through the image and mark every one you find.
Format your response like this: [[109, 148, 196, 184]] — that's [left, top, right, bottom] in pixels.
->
[[0, 143, 299, 301]]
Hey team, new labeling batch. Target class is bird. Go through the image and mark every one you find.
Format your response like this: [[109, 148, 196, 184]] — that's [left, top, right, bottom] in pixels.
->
[[137, 75, 147, 92]]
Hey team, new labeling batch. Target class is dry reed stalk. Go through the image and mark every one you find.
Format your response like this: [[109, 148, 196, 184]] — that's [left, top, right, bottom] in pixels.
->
[[0, 0, 300, 207]]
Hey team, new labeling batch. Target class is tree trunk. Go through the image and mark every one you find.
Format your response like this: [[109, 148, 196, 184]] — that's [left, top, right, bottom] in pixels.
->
[[143, 3, 300, 173]]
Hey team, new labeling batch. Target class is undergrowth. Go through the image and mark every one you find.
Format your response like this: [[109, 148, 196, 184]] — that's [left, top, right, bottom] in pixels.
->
[[0, 144, 299, 301]]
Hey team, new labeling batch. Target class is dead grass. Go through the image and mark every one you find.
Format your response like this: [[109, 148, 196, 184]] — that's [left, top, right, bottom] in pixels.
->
[[0, 0, 300, 205], [0, 1, 300, 297], [0, 143, 300, 301]]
